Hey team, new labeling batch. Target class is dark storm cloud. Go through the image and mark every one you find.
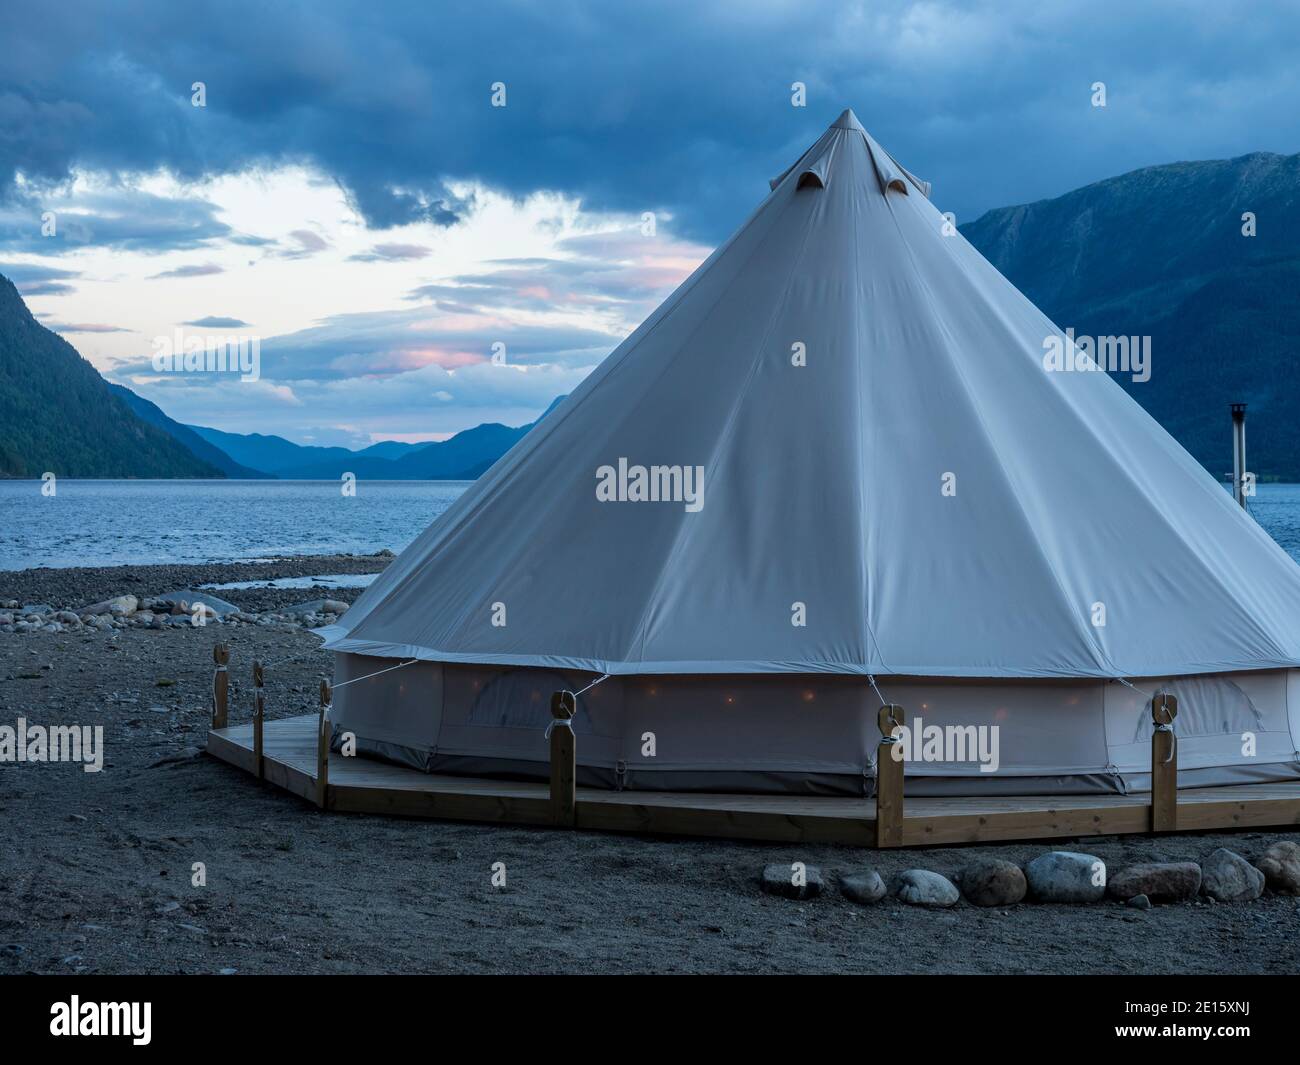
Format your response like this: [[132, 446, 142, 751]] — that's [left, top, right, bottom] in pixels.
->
[[16, 280, 75, 296], [0, 261, 80, 295], [0, 185, 234, 254], [0, 261, 79, 282], [401, 226, 708, 319], [2, 1, 1299, 245]]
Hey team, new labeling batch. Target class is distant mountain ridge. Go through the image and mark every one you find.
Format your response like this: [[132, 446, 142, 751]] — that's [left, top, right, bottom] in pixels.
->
[[107, 384, 269, 479], [0, 275, 222, 478], [187, 397, 564, 479], [183, 425, 363, 477], [961, 150, 1300, 480]]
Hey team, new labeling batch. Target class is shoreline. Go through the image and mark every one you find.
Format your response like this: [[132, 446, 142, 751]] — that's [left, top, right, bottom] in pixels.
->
[[0, 552, 393, 618]]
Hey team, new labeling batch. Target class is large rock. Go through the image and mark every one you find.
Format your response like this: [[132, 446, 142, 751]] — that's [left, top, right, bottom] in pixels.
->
[[760, 862, 823, 900], [959, 857, 1027, 906], [1256, 841, 1300, 896], [1200, 848, 1264, 902], [892, 869, 959, 907], [1106, 862, 1201, 903], [1025, 851, 1106, 903], [840, 869, 887, 905], [155, 590, 239, 617], [77, 595, 137, 618], [284, 598, 349, 618]]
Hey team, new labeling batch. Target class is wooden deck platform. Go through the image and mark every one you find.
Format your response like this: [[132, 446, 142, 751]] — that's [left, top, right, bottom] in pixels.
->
[[206, 714, 1300, 848]]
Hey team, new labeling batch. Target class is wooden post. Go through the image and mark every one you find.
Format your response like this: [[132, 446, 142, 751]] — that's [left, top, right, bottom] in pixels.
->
[[875, 703, 905, 849], [252, 659, 265, 782], [549, 690, 576, 827], [316, 678, 331, 810], [211, 642, 230, 729], [1150, 691, 1178, 832]]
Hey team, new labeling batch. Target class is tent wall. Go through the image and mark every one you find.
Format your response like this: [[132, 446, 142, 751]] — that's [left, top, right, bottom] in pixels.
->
[[330, 654, 443, 772], [1105, 669, 1300, 791], [330, 652, 1300, 796]]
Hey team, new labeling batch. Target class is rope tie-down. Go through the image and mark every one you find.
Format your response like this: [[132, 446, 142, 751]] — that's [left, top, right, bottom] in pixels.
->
[[542, 673, 609, 740], [1153, 718, 1178, 764], [872, 687, 907, 849], [547, 690, 578, 827], [1149, 690, 1179, 831], [1111, 678, 1180, 828], [210, 642, 230, 729]]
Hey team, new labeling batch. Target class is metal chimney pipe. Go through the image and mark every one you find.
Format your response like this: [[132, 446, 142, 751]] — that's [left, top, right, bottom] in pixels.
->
[[1231, 403, 1247, 508]]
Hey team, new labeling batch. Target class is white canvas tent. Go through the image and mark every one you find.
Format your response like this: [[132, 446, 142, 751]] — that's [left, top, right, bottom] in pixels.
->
[[319, 109, 1300, 796]]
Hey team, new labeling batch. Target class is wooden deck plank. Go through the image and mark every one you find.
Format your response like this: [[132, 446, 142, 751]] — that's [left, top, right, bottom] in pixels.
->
[[205, 715, 1300, 847]]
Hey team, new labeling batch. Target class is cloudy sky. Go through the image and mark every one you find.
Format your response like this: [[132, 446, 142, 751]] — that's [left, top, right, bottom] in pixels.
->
[[2, 1, 1298, 446]]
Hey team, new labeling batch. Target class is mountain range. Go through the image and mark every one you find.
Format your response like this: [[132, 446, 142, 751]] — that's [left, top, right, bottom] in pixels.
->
[[0, 276, 221, 478], [107, 383, 268, 479], [3, 146, 1299, 480], [187, 400, 561, 480], [0, 267, 559, 479], [961, 150, 1300, 481]]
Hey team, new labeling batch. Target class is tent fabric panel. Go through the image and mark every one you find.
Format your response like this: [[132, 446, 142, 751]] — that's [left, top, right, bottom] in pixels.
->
[[435, 662, 623, 768], [1104, 670, 1298, 774], [618, 673, 872, 777], [330, 652, 442, 752], [876, 677, 1111, 778], [319, 107, 1300, 681]]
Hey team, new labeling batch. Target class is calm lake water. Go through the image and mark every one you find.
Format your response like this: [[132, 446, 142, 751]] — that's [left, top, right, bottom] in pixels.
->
[[0, 480, 471, 570], [3, 479, 1300, 571]]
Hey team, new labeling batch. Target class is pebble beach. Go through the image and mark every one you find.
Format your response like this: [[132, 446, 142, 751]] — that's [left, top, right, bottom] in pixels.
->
[[2, 553, 1299, 974]]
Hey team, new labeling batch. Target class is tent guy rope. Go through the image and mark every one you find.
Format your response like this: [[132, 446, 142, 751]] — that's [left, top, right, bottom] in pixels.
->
[[331, 658, 419, 690]]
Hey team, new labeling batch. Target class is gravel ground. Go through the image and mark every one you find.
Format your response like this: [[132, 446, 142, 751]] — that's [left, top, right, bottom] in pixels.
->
[[0, 553, 390, 616], [2, 558, 1300, 975]]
